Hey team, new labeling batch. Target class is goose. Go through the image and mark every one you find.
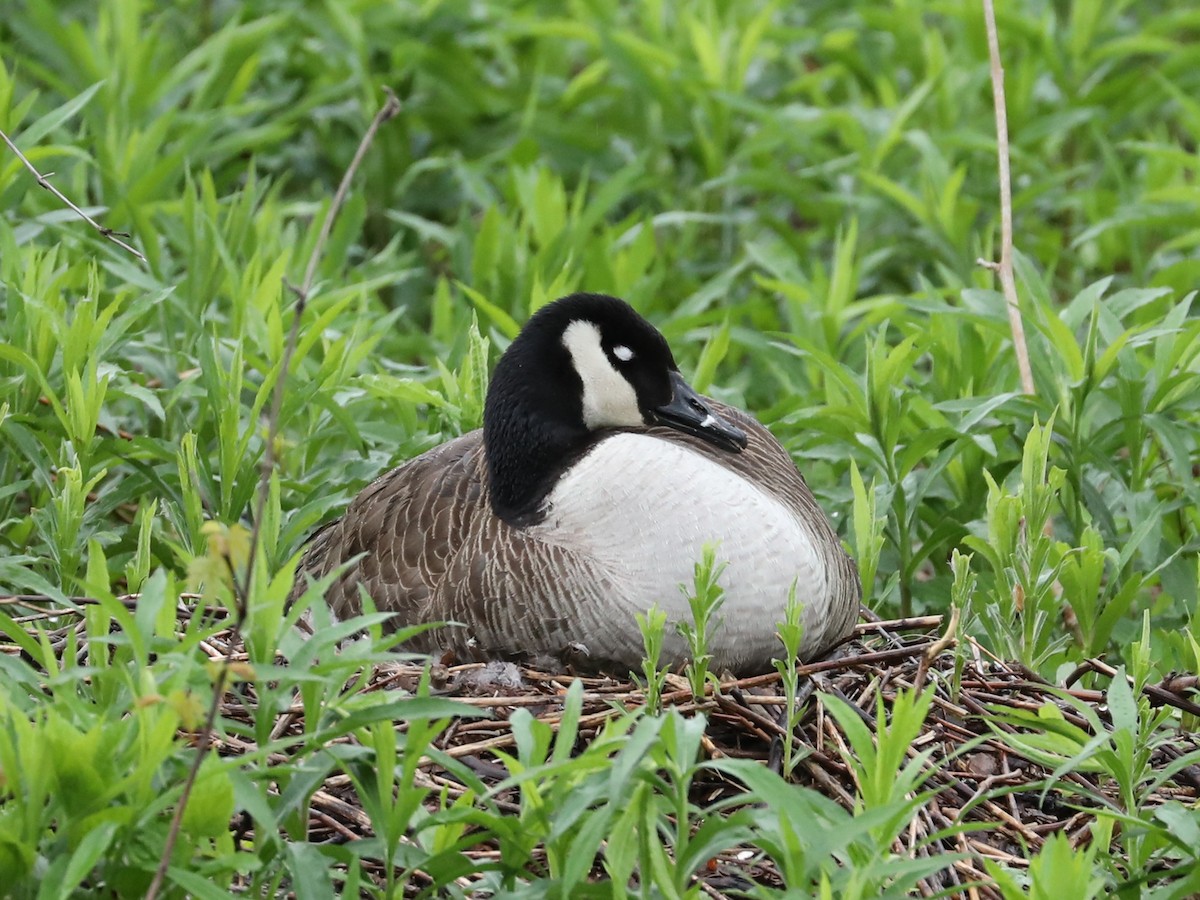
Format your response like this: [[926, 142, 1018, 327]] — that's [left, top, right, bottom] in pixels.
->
[[292, 292, 860, 675]]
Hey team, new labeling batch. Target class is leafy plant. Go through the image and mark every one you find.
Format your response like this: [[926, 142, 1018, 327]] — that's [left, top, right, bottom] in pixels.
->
[[772, 585, 808, 780], [822, 688, 939, 845], [675, 543, 727, 697], [635, 603, 669, 714]]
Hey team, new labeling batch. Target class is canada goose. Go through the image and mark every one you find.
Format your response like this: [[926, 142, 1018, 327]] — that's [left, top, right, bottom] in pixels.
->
[[292, 293, 860, 675]]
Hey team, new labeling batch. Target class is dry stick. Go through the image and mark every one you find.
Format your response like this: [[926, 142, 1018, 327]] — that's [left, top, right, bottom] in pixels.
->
[[978, 0, 1035, 396], [1083, 656, 1200, 719], [914, 605, 960, 688], [0, 127, 146, 262], [143, 88, 401, 900], [0, 592, 204, 610], [728, 640, 939, 690], [854, 614, 943, 634], [981, 0, 1065, 611]]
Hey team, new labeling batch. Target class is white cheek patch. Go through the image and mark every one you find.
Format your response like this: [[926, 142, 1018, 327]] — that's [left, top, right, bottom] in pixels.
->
[[561, 321, 643, 429]]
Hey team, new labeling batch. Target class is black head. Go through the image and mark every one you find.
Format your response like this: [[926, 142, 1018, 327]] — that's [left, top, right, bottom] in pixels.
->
[[482, 293, 747, 525]]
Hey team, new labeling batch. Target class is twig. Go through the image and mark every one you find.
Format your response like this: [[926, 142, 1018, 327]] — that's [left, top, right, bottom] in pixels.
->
[[915, 605, 960, 687], [0, 127, 146, 262], [144, 88, 401, 900], [979, 0, 1035, 396], [1084, 656, 1200, 719], [0, 592, 202, 608], [299, 87, 402, 298], [980, 0, 1066, 604], [854, 614, 943, 634], [712, 693, 784, 742], [729, 641, 939, 690], [143, 664, 230, 899]]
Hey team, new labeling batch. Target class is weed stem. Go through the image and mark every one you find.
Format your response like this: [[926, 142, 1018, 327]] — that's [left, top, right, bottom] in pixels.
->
[[0, 126, 146, 261], [980, 0, 1035, 396]]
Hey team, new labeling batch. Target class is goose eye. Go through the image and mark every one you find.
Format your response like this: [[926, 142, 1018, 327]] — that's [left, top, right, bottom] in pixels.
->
[[612, 345, 634, 363]]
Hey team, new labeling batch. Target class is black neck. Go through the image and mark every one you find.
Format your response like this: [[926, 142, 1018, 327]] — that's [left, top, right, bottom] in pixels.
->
[[483, 359, 591, 526], [481, 292, 657, 524]]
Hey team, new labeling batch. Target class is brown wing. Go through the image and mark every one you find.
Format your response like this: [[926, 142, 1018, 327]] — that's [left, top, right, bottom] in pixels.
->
[[422, 526, 637, 668], [291, 432, 489, 626], [290, 428, 632, 666]]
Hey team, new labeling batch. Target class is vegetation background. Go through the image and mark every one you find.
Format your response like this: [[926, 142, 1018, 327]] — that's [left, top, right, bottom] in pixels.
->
[[1, 0, 1197, 896]]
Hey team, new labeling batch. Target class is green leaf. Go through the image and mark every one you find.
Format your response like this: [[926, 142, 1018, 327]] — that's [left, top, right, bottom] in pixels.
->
[[13, 82, 103, 147], [54, 821, 118, 900]]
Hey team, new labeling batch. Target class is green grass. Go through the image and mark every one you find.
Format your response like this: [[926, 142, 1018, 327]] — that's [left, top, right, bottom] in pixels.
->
[[2, 0, 1199, 895]]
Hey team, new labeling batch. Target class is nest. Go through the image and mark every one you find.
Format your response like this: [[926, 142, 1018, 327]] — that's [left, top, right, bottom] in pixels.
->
[[5, 597, 1200, 897]]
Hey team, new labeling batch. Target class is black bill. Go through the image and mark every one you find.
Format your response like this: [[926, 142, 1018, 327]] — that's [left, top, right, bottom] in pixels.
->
[[651, 370, 748, 453]]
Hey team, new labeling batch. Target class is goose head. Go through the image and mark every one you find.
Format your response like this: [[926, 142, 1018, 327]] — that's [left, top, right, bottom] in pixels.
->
[[483, 293, 748, 525]]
